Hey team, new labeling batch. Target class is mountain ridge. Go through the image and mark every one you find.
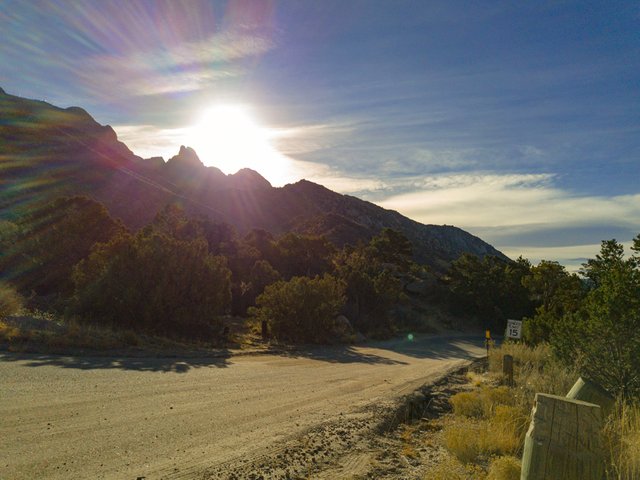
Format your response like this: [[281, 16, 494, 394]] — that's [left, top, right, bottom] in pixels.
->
[[0, 87, 507, 269]]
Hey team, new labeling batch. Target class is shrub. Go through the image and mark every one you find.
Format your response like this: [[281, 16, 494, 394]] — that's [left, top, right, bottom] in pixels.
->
[[250, 274, 346, 343], [444, 418, 483, 463], [424, 455, 487, 479], [334, 247, 403, 336], [71, 232, 231, 340], [450, 386, 515, 419], [552, 238, 640, 398], [3, 196, 126, 298], [487, 456, 521, 480], [482, 387, 516, 416], [0, 282, 22, 319], [444, 410, 524, 465], [450, 391, 484, 418]]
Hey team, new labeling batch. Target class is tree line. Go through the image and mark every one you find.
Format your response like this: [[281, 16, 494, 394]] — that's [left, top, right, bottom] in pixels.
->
[[444, 238, 640, 398], [0, 196, 410, 341], [1, 195, 638, 397]]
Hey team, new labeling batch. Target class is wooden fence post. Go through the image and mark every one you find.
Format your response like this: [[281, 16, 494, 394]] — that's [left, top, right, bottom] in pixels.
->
[[566, 377, 615, 418], [521, 393, 604, 480]]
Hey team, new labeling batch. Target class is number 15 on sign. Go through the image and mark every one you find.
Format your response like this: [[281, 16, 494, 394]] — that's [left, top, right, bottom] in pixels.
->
[[506, 319, 522, 339]]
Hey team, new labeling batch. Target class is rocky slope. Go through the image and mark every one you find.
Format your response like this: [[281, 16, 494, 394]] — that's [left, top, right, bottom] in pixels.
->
[[0, 87, 506, 268]]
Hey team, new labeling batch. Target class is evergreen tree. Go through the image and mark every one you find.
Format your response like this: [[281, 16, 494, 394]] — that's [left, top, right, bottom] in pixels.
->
[[552, 238, 640, 397]]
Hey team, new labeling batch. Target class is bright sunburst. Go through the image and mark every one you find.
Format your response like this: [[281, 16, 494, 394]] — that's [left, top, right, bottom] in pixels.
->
[[186, 104, 290, 185]]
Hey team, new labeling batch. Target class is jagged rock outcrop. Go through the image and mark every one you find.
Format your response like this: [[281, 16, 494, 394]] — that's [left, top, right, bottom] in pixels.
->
[[0, 87, 507, 268]]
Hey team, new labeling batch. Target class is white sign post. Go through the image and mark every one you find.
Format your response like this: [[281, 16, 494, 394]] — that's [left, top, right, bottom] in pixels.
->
[[506, 319, 522, 339]]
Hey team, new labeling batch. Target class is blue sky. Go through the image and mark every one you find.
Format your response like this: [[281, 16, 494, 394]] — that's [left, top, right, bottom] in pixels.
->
[[1, 0, 639, 270]]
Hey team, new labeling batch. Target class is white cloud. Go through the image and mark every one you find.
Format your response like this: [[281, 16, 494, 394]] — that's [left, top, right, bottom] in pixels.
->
[[284, 159, 387, 193], [372, 172, 640, 266], [111, 122, 640, 269], [378, 174, 640, 229]]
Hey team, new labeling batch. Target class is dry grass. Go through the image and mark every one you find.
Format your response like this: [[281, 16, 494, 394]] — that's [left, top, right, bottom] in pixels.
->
[[444, 342, 576, 469], [0, 283, 22, 319], [444, 417, 483, 463], [424, 342, 639, 479], [488, 341, 551, 373], [604, 400, 640, 479], [444, 403, 526, 463], [486, 456, 521, 480], [466, 371, 487, 387], [450, 391, 484, 418], [399, 425, 420, 459], [401, 443, 419, 459], [0, 319, 21, 341], [486, 405, 528, 455], [450, 386, 516, 419], [423, 455, 487, 480], [489, 341, 578, 412], [0, 312, 168, 352]]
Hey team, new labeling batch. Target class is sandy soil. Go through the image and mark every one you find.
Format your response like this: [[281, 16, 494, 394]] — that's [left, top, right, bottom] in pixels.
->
[[0, 335, 484, 479]]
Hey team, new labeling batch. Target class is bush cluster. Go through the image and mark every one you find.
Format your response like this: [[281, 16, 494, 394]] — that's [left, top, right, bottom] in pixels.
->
[[250, 275, 346, 343]]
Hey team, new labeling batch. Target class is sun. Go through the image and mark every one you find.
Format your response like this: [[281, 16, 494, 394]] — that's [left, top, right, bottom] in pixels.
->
[[186, 104, 291, 185]]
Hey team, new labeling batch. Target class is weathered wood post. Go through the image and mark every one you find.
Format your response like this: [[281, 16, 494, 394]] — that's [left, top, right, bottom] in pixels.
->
[[521, 393, 604, 480], [503, 354, 514, 387], [567, 377, 615, 418]]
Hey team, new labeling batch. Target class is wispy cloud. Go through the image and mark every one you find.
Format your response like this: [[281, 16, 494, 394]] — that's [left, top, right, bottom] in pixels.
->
[[378, 174, 640, 230], [82, 29, 274, 97], [371, 172, 640, 265], [271, 122, 356, 156]]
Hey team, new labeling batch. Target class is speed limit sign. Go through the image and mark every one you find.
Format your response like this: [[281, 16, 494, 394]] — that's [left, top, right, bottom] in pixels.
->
[[506, 319, 522, 339]]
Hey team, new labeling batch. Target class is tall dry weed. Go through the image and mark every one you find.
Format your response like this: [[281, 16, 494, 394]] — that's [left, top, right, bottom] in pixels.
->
[[489, 341, 578, 412], [444, 402, 525, 463], [604, 400, 640, 479]]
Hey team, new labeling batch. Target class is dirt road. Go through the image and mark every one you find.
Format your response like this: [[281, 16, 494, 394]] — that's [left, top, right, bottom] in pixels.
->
[[1, 335, 484, 479]]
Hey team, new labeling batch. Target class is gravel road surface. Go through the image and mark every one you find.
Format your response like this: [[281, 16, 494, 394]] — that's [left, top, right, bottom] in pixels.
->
[[1, 335, 484, 479]]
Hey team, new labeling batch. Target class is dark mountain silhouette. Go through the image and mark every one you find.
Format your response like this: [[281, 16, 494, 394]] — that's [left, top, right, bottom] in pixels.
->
[[0, 87, 506, 268]]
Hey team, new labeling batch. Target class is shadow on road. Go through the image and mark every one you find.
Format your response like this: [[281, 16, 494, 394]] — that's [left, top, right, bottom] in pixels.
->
[[278, 345, 409, 365], [273, 335, 484, 365], [371, 335, 485, 360], [0, 351, 230, 372], [0, 335, 485, 371]]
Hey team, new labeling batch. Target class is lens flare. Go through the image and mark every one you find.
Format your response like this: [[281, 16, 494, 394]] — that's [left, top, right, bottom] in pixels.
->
[[186, 104, 291, 185]]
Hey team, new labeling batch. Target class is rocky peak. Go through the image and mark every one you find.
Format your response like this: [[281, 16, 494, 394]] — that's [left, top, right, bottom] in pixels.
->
[[229, 168, 272, 190], [167, 145, 204, 169]]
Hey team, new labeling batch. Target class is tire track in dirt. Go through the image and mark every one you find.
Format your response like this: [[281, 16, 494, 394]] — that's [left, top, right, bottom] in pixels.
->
[[0, 335, 484, 479]]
